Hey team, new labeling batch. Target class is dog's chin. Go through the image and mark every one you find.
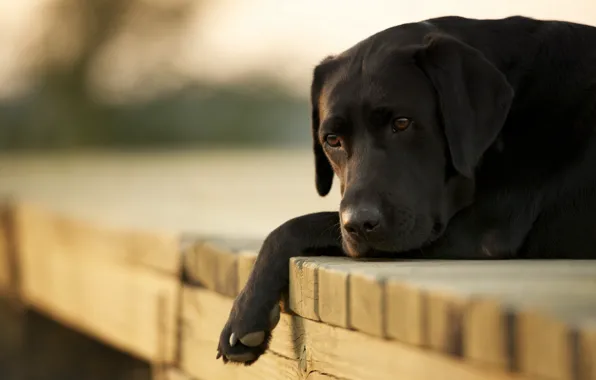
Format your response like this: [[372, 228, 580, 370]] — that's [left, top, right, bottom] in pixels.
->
[[340, 234, 398, 258], [340, 227, 435, 259], [341, 238, 366, 258]]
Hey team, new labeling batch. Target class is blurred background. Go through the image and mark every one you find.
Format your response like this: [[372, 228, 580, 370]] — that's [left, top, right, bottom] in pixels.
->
[[0, 0, 595, 238], [0, 1, 595, 379]]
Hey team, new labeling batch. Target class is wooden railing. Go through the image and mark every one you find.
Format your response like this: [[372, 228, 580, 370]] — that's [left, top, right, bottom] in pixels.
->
[[0, 201, 594, 380]]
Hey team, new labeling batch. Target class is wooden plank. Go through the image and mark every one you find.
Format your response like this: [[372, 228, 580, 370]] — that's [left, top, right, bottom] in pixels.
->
[[436, 281, 596, 374], [578, 321, 596, 380], [517, 307, 596, 380], [14, 202, 181, 364], [162, 368, 196, 380], [385, 277, 596, 367], [0, 301, 154, 380], [287, 257, 596, 379], [463, 297, 510, 369], [345, 260, 514, 339], [15, 202, 181, 275], [395, 278, 596, 380], [184, 241, 237, 297], [317, 261, 355, 328], [289, 257, 320, 321], [237, 250, 258, 294], [348, 265, 389, 337], [385, 280, 425, 346], [181, 286, 537, 380], [0, 202, 14, 296], [180, 286, 303, 380], [289, 257, 348, 322], [184, 238, 262, 297]]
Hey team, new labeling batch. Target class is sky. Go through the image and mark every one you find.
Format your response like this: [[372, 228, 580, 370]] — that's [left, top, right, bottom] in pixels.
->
[[1, 0, 596, 102]]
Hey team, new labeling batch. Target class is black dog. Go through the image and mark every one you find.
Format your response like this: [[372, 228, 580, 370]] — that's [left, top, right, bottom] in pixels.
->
[[216, 15, 596, 364]]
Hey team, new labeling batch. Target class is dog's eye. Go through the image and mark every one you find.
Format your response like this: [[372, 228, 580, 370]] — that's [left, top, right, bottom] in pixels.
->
[[324, 134, 342, 148], [392, 117, 412, 132]]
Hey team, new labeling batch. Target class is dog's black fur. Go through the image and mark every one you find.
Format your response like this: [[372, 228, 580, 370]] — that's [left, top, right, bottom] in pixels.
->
[[216, 15, 596, 364]]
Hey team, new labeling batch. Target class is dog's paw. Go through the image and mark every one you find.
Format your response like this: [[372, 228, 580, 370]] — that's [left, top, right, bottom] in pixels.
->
[[216, 302, 281, 365]]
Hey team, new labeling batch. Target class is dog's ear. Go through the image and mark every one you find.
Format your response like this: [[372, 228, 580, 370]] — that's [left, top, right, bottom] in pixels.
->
[[415, 33, 514, 178], [310, 56, 335, 196]]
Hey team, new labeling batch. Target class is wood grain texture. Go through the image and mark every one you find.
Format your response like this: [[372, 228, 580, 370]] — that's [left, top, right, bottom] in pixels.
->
[[237, 250, 258, 294], [385, 280, 425, 346], [14, 202, 181, 364], [0, 202, 14, 296], [454, 281, 596, 379], [180, 286, 538, 380], [578, 321, 596, 380], [387, 277, 596, 377], [348, 266, 388, 337], [184, 242, 237, 298], [161, 368, 196, 380], [286, 257, 596, 380], [317, 261, 355, 328], [289, 258, 321, 321], [184, 238, 262, 297], [289, 257, 350, 322], [516, 305, 596, 380]]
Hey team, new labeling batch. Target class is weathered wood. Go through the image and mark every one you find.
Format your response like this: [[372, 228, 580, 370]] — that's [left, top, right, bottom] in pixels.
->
[[348, 265, 389, 337], [161, 368, 196, 380], [578, 321, 596, 380], [376, 275, 596, 380], [289, 257, 349, 322], [385, 280, 425, 345], [181, 285, 303, 380], [0, 202, 19, 300], [286, 257, 596, 380], [289, 257, 320, 321], [14, 202, 181, 364], [237, 250, 258, 294], [0, 203, 13, 296], [419, 280, 596, 379], [180, 286, 538, 380], [184, 238, 262, 297], [317, 261, 355, 328], [0, 300, 153, 380], [516, 306, 596, 380]]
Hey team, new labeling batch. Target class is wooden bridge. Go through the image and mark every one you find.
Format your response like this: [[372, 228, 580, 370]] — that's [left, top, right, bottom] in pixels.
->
[[0, 150, 594, 380]]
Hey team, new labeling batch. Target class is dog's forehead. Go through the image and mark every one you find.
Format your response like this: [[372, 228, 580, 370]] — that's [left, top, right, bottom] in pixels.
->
[[320, 60, 433, 112]]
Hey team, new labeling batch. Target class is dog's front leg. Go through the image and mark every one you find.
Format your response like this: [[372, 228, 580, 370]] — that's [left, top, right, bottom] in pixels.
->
[[216, 211, 342, 365]]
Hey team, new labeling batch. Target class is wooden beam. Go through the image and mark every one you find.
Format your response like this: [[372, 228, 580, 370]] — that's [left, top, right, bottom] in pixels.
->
[[289, 257, 349, 322], [161, 368, 196, 380], [317, 260, 354, 328], [578, 321, 596, 380], [180, 286, 539, 380], [0, 300, 153, 380], [286, 257, 596, 380], [183, 238, 262, 297], [0, 201, 19, 299], [516, 306, 596, 380], [14, 202, 182, 364], [237, 250, 258, 294], [0, 204, 12, 295]]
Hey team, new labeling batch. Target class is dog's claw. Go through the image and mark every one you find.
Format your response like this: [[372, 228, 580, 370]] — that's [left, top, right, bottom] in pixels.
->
[[229, 332, 238, 347], [239, 331, 266, 347]]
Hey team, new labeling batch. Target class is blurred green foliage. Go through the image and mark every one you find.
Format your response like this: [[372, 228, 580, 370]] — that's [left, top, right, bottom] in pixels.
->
[[0, 0, 311, 151], [0, 82, 310, 151]]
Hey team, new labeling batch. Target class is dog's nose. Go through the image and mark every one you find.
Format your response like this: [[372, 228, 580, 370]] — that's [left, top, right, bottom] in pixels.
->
[[342, 206, 382, 238]]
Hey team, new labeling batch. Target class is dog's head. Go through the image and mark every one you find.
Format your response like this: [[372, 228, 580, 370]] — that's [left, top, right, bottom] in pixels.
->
[[310, 25, 514, 257]]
